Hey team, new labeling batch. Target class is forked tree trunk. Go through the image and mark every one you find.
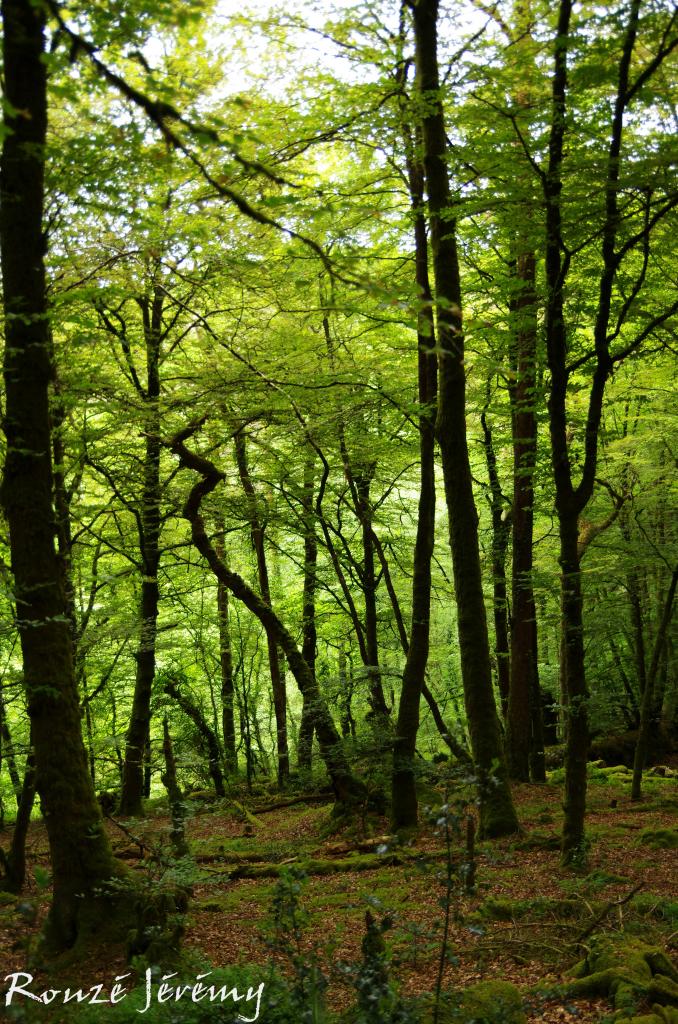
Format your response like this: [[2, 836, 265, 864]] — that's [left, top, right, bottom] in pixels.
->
[[544, 0, 643, 863], [409, 0, 519, 838], [0, 0, 126, 949]]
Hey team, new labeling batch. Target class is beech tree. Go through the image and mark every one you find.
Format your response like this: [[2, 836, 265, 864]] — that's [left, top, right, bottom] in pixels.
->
[[0, 0, 128, 951]]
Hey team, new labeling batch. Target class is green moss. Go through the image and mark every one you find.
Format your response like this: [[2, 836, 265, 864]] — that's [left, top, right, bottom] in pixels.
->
[[512, 831, 560, 851], [639, 828, 678, 850], [648, 974, 678, 1006], [562, 940, 678, 1015], [421, 981, 526, 1023], [631, 895, 678, 926], [194, 884, 275, 914]]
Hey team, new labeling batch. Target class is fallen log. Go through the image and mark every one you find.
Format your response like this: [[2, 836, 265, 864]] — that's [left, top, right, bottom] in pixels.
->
[[228, 850, 430, 879]]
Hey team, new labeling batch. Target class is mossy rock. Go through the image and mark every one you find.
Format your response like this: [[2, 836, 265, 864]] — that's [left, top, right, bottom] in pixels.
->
[[421, 981, 526, 1023], [625, 1008, 678, 1024], [563, 940, 678, 1014], [639, 828, 678, 850]]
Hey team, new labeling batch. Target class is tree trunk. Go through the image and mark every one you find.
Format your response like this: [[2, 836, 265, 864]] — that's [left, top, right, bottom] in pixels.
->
[[234, 430, 289, 786], [559, 516, 589, 861], [480, 410, 511, 719], [0, 0, 125, 949], [0, 745, 36, 893], [163, 679, 225, 796], [169, 433, 365, 805], [392, 119, 437, 830], [356, 472, 389, 720], [507, 250, 540, 781], [161, 719, 190, 859], [215, 527, 237, 773], [298, 455, 318, 770], [631, 565, 678, 800], [0, 692, 22, 805], [120, 291, 163, 816], [410, 0, 519, 839]]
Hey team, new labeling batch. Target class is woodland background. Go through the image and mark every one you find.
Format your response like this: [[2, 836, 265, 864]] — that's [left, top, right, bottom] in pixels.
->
[[0, 0, 676, 1021]]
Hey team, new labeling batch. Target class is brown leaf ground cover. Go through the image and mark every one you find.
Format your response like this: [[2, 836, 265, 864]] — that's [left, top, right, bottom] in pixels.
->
[[0, 766, 675, 1022]]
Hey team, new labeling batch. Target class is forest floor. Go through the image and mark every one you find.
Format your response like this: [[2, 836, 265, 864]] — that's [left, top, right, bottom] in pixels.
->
[[0, 762, 676, 1023]]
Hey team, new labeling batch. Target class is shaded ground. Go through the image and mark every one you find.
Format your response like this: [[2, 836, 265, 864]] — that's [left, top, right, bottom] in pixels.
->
[[0, 764, 676, 1022]]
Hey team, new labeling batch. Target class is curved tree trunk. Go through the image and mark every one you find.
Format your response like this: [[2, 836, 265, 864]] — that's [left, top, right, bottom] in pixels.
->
[[163, 679, 225, 797], [234, 430, 289, 786], [168, 431, 365, 805]]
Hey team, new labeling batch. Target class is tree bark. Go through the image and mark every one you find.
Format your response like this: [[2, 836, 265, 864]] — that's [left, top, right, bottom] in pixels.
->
[[543, 0, 642, 863], [480, 410, 511, 720], [392, 112, 438, 829], [161, 718, 190, 859], [234, 430, 289, 785], [631, 565, 678, 800], [409, 0, 519, 838], [119, 290, 163, 816], [298, 454, 318, 770], [215, 526, 237, 772], [0, 0, 125, 949], [507, 251, 540, 781]]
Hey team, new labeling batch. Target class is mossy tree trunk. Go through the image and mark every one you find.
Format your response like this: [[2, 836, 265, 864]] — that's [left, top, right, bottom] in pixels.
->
[[161, 719, 190, 859], [409, 0, 519, 839], [0, 0, 125, 948]]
